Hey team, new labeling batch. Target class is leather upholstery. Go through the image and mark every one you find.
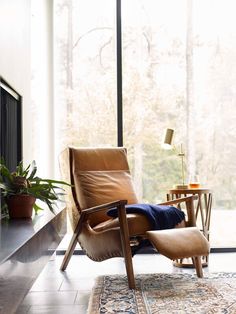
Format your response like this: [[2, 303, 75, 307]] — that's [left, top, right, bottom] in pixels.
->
[[147, 227, 210, 260], [93, 213, 151, 236], [71, 147, 138, 225], [59, 148, 80, 232], [74, 170, 138, 212], [59, 147, 151, 261], [71, 147, 131, 171], [60, 147, 209, 266], [78, 222, 123, 261]]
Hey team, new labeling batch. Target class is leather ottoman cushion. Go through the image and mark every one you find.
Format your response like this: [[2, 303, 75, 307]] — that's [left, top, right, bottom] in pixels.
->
[[146, 227, 210, 260]]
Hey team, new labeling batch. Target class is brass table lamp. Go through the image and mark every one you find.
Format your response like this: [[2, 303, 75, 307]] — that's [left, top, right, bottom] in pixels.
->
[[163, 128, 188, 189]]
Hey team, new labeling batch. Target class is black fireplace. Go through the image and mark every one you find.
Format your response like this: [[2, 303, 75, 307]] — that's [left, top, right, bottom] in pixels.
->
[[0, 77, 22, 216]]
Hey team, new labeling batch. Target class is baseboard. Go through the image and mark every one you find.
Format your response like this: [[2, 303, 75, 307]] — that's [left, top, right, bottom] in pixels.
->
[[56, 246, 236, 255]]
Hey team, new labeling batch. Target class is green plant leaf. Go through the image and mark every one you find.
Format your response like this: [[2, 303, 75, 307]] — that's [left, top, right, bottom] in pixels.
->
[[33, 203, 44, 214], [37, 178, 71, 186], [0, 159, 70, 215], [28, 160, 37, 180], [0, 164, 13, 182], [45, 199, 56, 214], [16, 161, 24, 176], [0, 182, 7, 189]]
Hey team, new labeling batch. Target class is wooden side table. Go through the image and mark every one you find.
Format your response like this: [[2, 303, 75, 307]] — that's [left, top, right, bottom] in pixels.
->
[[167, 188, 212, 267]]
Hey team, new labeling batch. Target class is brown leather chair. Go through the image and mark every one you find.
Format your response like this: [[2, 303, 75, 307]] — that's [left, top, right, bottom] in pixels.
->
[[59, 147, 207, 289]]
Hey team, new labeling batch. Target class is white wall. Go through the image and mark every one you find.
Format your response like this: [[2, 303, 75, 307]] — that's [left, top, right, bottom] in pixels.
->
[[31, 0, 54, 178], [0, 0, 55, 177], [0, 0, 32, 164]]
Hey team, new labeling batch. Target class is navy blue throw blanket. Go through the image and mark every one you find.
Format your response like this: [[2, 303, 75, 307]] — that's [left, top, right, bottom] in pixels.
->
[[107, 204, 185, 230]]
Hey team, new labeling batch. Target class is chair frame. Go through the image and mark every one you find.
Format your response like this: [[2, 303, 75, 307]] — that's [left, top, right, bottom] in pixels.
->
[[61, 195, 198, 289]]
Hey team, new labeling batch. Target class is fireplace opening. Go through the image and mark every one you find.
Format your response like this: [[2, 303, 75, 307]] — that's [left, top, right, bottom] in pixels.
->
[[0, 77, 22, 218]]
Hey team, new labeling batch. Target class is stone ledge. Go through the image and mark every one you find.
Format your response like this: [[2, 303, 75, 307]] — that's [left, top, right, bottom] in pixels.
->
[[0, 208, 66, 314]]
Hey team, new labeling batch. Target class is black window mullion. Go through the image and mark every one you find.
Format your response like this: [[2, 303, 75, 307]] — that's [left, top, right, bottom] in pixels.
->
[[116, 0, 123, 147]]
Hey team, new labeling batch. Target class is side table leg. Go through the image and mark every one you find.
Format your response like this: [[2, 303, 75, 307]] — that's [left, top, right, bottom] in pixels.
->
[[193, 256, 203, 278]]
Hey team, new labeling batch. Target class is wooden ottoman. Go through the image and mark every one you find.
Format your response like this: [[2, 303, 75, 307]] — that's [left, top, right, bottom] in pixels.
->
[[146, 227, 210, 277]]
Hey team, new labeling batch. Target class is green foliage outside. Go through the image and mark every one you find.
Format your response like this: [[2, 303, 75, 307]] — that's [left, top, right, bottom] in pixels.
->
[[53, 0, 236, 210]]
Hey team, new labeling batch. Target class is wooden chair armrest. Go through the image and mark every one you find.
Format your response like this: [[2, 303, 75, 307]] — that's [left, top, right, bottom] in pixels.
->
[[81, 200, 127, 217], [68, 200, 128, 240], [158, 195, 198, 227], [158, 195, 198, 206]]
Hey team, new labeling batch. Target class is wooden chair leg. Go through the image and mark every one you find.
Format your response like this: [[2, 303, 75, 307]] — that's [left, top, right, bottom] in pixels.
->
[[60, 218, 83, 271], [118, 203, 135, 289], [60, 232, 79, 271], [193, 256, 203, 278]]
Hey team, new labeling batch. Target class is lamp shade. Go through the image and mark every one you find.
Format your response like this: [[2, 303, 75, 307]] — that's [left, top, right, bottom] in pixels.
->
[[163, 128, 174, 149]]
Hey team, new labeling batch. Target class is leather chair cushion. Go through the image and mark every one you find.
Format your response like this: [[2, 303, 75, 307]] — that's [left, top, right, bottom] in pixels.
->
[[72, 147, 130, 171], [74, 170, 138, 210], [93, 213, 152, 236]]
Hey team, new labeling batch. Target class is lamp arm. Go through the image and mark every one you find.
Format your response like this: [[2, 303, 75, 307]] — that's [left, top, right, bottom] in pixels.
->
[[163, 129, 187, 188], [176, 143, 186, 186]]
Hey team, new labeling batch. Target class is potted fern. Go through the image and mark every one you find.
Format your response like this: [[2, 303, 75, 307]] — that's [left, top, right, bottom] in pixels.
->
[[0, 159, 69, 218]]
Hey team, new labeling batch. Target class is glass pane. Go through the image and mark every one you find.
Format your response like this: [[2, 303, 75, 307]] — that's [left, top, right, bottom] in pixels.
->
[[122, 0, 187, 203], [54, 0, 117, 157], [193, 0, 236, 247], [123, 0, 236, 247]]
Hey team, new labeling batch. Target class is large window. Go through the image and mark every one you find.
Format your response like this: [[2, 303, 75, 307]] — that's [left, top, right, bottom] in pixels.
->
[[54, 0, 117, 154], [54, 0, 236, 247], [122, 0, 187, 202]]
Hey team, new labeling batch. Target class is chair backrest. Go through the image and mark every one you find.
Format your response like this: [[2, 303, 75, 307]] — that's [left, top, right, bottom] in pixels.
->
[[60, 147, 138, 226]]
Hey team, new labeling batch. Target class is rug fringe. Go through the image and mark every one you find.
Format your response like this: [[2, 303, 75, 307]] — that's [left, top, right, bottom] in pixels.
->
[[87, 276, 104, 314], [134, 289, 148, 314]]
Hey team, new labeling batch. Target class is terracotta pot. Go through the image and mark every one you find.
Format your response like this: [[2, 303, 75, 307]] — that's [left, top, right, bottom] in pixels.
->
[[6, 195, 36, 218]]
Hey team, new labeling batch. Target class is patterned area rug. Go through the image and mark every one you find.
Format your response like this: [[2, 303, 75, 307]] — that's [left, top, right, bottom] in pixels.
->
[[87, 273, 236, 313]]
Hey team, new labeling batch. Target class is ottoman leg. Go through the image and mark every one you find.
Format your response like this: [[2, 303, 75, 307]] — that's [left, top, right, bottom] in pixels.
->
[[193, 256, 203, 278], [146, 228, 210, 279]]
